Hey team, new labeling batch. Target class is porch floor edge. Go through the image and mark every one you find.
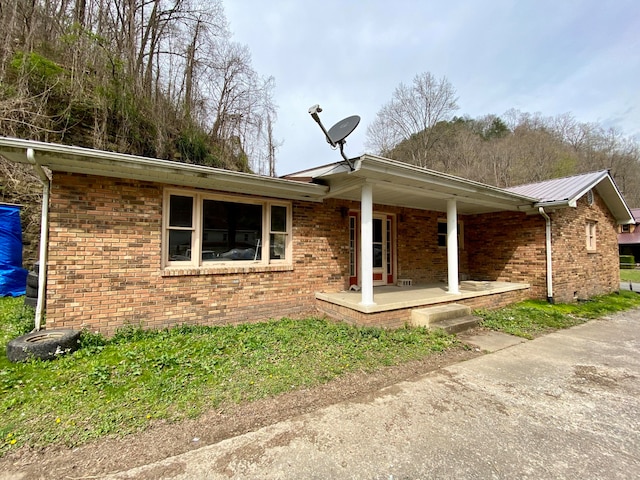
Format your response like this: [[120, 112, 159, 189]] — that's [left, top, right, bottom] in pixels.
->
[[315, 282, 530, 314]]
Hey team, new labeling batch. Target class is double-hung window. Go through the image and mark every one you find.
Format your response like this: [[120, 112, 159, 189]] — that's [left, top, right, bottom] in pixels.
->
[[437, 219, 464, 249], [164, 189, 291, 269]]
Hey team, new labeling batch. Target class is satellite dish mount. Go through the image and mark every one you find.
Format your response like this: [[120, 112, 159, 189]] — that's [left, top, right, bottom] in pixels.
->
[[309, 104, 360, 170]]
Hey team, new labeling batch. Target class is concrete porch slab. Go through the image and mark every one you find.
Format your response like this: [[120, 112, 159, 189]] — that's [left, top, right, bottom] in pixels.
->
[[316, 282, 530, 315]]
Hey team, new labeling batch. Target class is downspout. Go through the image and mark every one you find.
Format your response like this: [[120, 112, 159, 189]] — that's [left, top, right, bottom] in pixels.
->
[[26, 148, 50, 331], [538, 207, 554, 304]]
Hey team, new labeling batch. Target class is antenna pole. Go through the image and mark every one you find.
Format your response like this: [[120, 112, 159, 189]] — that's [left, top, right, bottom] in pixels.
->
[[338, 140, 354, 170], [308, 104, 356, 170], [308, 105, 335, 147]]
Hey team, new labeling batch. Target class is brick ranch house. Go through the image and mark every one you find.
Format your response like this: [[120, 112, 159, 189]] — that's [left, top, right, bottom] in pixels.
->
[[0, 138, 634, 335]]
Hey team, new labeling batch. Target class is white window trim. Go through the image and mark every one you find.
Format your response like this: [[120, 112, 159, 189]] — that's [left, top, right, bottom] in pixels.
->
[[586, 221, 597, 252], [162, 188, 292, 271]]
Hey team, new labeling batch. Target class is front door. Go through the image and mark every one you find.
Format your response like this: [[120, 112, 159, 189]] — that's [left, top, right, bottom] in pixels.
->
[[349, 212, 395, 286]]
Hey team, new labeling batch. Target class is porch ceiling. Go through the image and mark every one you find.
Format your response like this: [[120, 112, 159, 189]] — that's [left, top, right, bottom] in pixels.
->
[[315, 155, 537, 215]]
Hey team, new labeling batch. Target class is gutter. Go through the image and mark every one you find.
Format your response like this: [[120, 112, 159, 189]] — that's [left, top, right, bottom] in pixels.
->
[[538, 207, 554, 304], [26, 148, 50, 331]]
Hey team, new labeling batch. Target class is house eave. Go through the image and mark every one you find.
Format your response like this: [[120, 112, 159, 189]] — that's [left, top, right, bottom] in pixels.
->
[[0, 137, 328, 202], [290, 154, 538, 215]]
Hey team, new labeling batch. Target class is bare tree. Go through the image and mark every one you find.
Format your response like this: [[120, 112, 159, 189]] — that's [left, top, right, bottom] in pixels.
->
[[365, 72, 459, 168]]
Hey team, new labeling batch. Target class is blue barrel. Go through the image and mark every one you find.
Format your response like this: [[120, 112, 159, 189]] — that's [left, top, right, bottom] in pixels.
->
[[0, 204, 28, 296]]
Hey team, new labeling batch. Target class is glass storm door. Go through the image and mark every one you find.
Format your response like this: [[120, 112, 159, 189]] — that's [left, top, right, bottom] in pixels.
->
[[349, 212, 394, 286]]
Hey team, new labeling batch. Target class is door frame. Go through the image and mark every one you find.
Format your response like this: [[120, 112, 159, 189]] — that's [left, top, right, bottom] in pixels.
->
[[349, 211, 395, 287]]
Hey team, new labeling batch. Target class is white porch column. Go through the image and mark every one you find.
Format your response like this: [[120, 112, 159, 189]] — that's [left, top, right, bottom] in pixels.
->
[[360, 182, 375, 306], [446, 198, 460, 294]]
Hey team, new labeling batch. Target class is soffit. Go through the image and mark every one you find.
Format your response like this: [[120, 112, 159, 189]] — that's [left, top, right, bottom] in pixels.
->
[[312, 155, 537, 215], [0, 137, 328, 202]]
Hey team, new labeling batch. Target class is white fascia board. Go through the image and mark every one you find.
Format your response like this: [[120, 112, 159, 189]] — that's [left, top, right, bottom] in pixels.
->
[[355, 154, 538, 206], [0, 137, 328, 202], [558, 172, 634, 224]]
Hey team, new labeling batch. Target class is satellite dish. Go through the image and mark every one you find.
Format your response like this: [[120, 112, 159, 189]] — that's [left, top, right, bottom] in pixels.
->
[[327, 115, 360, 145], [308, 105, 360, 170]]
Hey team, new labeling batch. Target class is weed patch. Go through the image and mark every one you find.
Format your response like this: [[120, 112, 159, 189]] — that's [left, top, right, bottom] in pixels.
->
[[477, 291, 640, 339], [0, 301, 458, 455]]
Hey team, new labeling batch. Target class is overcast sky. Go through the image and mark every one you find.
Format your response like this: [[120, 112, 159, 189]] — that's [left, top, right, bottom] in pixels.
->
[[224, 0, 640, 176]]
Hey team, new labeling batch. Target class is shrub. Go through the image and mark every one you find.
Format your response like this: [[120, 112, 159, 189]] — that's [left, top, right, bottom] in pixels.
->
[[620, 254, 635, 269]]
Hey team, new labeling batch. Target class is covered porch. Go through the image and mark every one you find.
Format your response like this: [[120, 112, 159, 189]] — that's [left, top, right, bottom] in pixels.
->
[[286, 155, 540, 326], [315, 281, 530, 328]]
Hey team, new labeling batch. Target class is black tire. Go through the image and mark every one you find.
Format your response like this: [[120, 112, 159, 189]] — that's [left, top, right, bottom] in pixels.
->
[[27, 271, 39, 289], [26, 284, 38, 297], [6, 329, 81, 363], [24, 296, 38, 308]]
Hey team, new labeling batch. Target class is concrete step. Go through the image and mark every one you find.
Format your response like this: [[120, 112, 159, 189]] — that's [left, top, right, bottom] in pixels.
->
[[411, 303, 471, 327], [428, 315, 481, 334]]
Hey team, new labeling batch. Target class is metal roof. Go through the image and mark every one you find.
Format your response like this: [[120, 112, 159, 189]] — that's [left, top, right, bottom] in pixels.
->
[[619, 230, 640, 245], [0, 137, 634, 223], [506, 171, 609, 203], [506, 170, 634, 223]]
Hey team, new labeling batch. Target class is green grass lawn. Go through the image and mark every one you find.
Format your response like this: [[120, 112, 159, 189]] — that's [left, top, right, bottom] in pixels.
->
[[2, 289, 640, 456], [620, 268, 640, 283], [476, 290, 640, 339], [0, 300, 458, 455]]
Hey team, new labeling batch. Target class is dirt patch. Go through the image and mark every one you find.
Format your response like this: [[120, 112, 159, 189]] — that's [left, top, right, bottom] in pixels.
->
[[0, 347, 479, 479]]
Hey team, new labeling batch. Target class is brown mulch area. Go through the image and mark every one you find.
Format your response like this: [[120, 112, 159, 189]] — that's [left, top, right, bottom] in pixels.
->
[[0, 346, 480, 479]]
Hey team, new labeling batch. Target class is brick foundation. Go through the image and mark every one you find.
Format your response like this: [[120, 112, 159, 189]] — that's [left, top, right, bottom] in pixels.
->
[[316, 288, 531, 328]]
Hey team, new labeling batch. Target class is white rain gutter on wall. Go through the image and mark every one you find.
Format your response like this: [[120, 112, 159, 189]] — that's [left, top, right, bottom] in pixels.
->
[[0, 137, 328, 203], [26, 148, 49, 331], [538, 207, 553, 303]]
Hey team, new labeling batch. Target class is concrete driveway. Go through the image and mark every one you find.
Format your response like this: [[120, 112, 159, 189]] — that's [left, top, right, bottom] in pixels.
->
[[109, 310, 640, 480], [620, 281, 640, 292]]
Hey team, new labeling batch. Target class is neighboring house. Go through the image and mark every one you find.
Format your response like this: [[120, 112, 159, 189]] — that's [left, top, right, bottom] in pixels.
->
[[618, 208, 640, 263], [0, 138, 634, 334]]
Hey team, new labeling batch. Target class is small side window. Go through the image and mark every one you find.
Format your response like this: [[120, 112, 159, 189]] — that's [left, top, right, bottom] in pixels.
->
[[586, 221, 597, 251], [270, 205, 288, 260], [437, 219, 464, 249], [167, 195, 194, 262]]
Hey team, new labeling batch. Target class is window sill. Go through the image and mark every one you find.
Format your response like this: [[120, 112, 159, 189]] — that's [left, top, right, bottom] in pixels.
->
[[162, 263, 293, 277]]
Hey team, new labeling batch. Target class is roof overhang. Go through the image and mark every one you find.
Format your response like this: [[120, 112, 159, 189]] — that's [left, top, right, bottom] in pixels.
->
[[0, 137, 328, 202], [534, 173, 635, 224], [285, 155, 538, 215]]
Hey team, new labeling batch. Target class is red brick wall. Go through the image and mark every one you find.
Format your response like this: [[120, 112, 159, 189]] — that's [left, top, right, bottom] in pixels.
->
[[548, 192, 619, 302], [44, 173, 620, 333], [396, 209, 469, 283], [46, 174, 349, 335], [466, 211, 547, 298], [465, 191, 620, 303]]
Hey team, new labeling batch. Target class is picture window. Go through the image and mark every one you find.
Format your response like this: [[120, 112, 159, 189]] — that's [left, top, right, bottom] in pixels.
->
[[164, 190, 291, 268]]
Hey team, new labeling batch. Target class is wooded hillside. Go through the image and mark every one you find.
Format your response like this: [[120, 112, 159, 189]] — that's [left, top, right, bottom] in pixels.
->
[[0, 0, 279, 265], [366, 72, 640, 206], [0, 0, 277, 174], [1, 7, 638, 266]]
